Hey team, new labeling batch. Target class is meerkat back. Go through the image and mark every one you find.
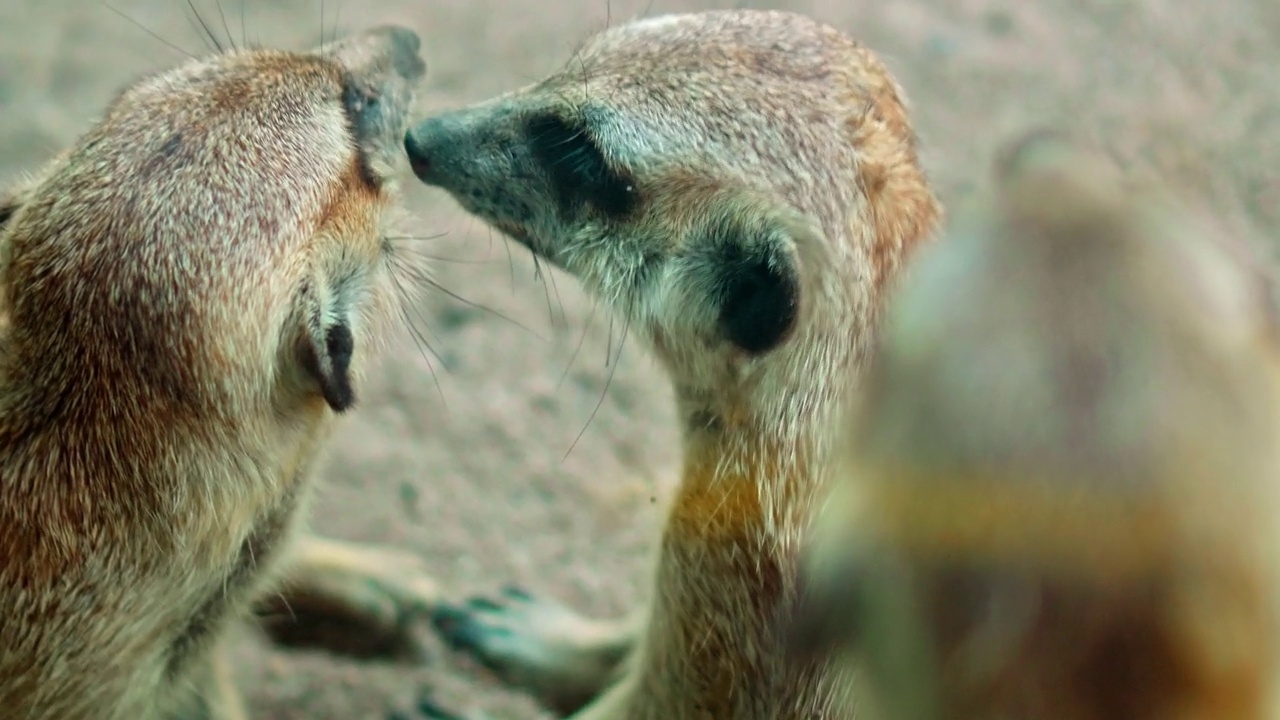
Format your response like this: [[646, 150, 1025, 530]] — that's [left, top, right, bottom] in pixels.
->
[[0, 25, 426, 720], [794, 131, 1280, 720]]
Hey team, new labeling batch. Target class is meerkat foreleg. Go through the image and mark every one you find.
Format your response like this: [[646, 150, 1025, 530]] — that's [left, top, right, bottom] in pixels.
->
[[253, 534, 442, 660]]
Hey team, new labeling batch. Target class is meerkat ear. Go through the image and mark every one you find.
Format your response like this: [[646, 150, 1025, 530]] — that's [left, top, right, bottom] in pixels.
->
[[298, 282, 357, 413], [707, 211, 805, 356]]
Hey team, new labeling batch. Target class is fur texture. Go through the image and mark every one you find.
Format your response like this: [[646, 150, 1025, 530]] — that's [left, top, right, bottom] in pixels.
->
[[795, 131, 1280, 720], [0, 26, 435, 720], [404, 10, 940, 719]]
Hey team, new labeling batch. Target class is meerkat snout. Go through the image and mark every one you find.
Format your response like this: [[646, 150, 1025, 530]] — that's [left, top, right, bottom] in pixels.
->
[[402, 115, 442, 181], [402, 108, 524, 183], [403, 101, 816, 365]]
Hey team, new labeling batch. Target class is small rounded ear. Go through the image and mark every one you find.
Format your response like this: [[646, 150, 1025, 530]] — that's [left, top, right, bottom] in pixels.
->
[[704, 213, 804, 356]]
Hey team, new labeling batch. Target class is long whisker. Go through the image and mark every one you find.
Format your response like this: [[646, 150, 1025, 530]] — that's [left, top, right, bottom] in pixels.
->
[[184, 0, 225, 54], [542, 255, 568, 329], [556, 296, 600, 391], [530, 253, 559, 330], [387, 254, 448, 409], [212, 0, 237, 51], [495, 225, 517, 292], [563, 309, 630, 461], [392, 252, 549, 343], [381, 232, 451, 242], [103, 3, 195, 59], [331, 0, 343, 48]]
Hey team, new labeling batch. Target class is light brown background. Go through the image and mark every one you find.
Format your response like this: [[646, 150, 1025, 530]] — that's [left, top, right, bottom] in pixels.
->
[[1, 0, 1276, 717]]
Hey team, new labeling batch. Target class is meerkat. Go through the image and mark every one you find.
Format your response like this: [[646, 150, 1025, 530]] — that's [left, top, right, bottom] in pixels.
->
[[402, 10, 941, 719], [0, 25, 442, 720], [790, 130, 1280, 720]]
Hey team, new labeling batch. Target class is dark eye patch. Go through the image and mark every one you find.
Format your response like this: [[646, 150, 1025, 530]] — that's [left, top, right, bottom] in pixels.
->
[[524, 113, 636, 218]]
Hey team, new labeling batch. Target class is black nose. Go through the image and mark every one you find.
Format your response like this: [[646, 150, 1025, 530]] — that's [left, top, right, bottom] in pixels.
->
[[403, 116, 447, 184]]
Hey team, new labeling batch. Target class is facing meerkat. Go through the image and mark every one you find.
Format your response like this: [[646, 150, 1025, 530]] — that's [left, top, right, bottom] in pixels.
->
[[791, 131, 1280, 720], [0, 24, 439, 720], [403, 10, 940, 719]]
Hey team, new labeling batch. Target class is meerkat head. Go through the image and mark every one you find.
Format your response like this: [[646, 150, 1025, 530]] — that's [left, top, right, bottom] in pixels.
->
[[404, 11, 937, 418], [790, 131, 1280, 719], [0, 26, 424, 428]]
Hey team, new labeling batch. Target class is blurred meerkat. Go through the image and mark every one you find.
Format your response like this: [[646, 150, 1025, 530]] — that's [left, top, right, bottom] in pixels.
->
[[791, 130, 1280, 720], [0, 25, 440, 720], [402, 9, 940, 719]]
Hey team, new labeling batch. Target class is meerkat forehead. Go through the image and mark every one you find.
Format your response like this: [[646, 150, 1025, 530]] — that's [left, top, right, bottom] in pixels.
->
[[8, 28, 423, 288], [0, 26, 424, 419], [406, 10, 936, 377], [535, 12, 880, 216], [77, 52, 354, 249]]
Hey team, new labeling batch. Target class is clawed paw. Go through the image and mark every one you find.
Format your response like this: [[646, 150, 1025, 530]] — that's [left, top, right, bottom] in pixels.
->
[[431, 585, 540, 671], [428, 584, 628, 713]]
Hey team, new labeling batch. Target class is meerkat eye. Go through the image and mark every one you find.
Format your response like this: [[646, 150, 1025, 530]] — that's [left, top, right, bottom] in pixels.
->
[[524, 112, 636, 218]]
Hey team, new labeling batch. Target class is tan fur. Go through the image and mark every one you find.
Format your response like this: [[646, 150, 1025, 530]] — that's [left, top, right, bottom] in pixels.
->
[[794, 131, 1280, 720], [403, 10, 940, 719], [0, 27, 436, 720]]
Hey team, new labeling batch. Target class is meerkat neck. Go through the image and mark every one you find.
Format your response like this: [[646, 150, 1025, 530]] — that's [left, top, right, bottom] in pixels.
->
[[672, 377, 841, 543]]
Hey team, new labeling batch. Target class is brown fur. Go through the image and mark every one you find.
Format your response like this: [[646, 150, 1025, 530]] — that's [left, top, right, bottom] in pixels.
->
[[0, 26, 437, 720], [403, 10, 940, 719], [793, 131, 1280, 720]]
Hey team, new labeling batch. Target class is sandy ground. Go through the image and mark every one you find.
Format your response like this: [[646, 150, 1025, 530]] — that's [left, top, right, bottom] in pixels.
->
[[2, 0, 1278, 717]]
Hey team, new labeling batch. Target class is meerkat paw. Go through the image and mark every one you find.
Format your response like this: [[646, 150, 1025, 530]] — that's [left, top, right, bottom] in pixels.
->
[[431, 585, 635, 714], [255, 535, 441, 661]]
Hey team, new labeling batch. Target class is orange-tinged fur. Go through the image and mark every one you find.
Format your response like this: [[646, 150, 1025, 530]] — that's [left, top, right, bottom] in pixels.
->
[[797, 130, 1280, 720], [0, 26, 440, 720], [404, 10, 940, 719]]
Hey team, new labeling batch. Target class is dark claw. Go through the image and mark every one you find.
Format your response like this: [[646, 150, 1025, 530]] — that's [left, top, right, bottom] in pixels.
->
[[430, 602, 467, 631], [430, 603, 481, 650], [418, 694, 467, 720], [466, 595, 504, 612], [501, 584, 532, 600], [430, 602, 510, 675]]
